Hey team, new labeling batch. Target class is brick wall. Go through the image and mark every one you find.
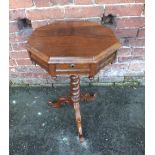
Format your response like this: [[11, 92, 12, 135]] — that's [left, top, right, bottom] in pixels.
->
[[9, 0, 145, 86]]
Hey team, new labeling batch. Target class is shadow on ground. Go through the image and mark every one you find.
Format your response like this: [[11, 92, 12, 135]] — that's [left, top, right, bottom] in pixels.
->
[[9, 86, 145, 155]]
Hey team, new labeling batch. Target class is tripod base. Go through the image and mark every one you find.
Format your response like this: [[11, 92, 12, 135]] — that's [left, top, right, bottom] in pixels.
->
[[48, 75, 96, 142]]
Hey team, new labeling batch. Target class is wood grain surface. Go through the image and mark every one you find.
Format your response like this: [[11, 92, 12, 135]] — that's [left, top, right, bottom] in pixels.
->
[[26, 21, 121, 76]]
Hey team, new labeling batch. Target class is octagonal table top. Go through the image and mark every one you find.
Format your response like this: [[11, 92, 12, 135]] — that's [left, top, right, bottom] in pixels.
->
[[26, 21, 120, 64]]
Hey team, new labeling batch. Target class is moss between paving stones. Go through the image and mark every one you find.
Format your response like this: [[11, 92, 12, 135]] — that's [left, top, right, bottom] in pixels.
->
[[10, 76, 144, 87], [10, 81, 142, 87]]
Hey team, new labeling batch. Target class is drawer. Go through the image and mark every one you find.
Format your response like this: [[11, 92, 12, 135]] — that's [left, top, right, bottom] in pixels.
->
[[48, 63, 96, 76], [56, 64, 89, 70]]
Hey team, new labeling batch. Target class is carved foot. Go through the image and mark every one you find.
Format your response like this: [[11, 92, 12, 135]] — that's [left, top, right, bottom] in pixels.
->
[[73, 102, 84, 143], [80, 92, 96, 102], [48, 96, 72, 108]]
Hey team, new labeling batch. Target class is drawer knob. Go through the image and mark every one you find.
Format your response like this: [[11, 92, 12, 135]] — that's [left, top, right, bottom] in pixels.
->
[[70, 64, 75, 68]]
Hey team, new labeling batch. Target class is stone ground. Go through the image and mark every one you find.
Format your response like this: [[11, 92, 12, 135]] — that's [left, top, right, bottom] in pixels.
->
[[9, 86, 145, 155]]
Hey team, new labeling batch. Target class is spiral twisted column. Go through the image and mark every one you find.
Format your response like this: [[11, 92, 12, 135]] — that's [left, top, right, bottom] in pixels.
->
[[70, 75, 84, 142]]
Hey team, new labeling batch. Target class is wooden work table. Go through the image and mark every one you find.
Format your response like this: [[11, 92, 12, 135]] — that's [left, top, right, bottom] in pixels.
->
[[26, 21, 121, 142]]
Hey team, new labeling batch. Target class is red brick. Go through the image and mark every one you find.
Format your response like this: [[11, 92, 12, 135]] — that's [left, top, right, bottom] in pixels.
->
[[128, 38, 145, 47], [16, 59, 33, 66], [26, 8, 64, 20], [129, 63, 145, 72], [9, 0, 33, 9], [9, 9, 26, 21], [32, 21, 48, 29], [111, 63, 128, 70], [105, 4, 144, 17], [133, 57, 144, 62], [33, 0, 51, 7], [9, 22, 19, 33], [135, 0, 145, 3], [50, 0, 72, 5], [114, 28, 138, 38], [137, 28, 145, 38], [14, 66, 46, 73], [116, 17, 145, 28], [117, 48, 132, 57], [10, 33, 21, 43], [120, 38, 145, 47], [9, 33, 16, 42], [10, 30, 32, 43], [65, 6, 104, 18], [74, 0, 93, 4], [9, 59, 17, 66], [118, 56, 133, 63], [9, 44, 13, 51], [118, 54, 144, 63], [132, 48, 145, 57], [132, 56, 144, 61], [17, 72, 49, 78], [95, 0, 135, 4], [16, 30, 32, 42], [110, 63, 129, 76], [85, 17, 101, 23], [12, 42, 26, 51], [10, 72, 18, 78], [9, 67, 16, 73], [142, 4, 145, 15], [10, 51, 29, 59]]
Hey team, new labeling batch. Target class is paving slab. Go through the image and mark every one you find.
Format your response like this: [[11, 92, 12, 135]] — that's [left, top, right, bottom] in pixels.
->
[[9, 86, 145, 155]]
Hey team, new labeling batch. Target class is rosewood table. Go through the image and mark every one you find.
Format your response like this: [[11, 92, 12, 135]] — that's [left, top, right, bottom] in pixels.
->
[[26, 21, 120, 142]]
